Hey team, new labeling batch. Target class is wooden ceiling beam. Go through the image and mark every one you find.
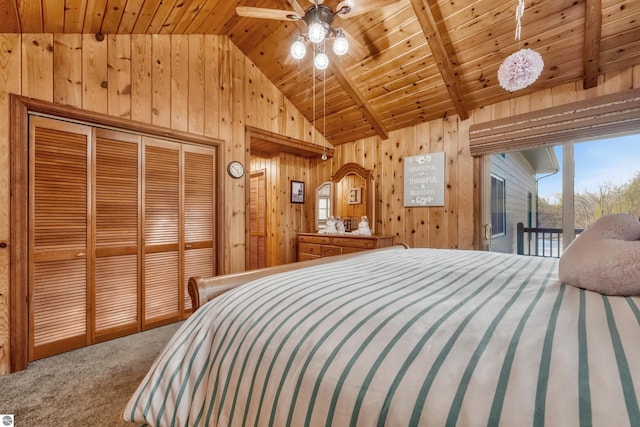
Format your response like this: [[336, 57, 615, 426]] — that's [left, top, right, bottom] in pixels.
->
[[409, 0, 469, 121], [288, 0, 389, 140], [583, 0, 602, 89], [330, 58, 389, 140]]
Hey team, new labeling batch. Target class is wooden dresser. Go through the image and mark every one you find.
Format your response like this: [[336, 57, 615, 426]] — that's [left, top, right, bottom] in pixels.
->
[[297, 233, 395, 261]]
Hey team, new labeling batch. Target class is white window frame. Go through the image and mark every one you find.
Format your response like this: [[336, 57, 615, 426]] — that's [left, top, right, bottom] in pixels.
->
[[316, 181, 333, 231], [491, 174, 506, 238]]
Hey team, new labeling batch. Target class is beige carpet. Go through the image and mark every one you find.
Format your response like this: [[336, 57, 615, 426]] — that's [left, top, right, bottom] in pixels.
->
[[0, 321, 183, 426]]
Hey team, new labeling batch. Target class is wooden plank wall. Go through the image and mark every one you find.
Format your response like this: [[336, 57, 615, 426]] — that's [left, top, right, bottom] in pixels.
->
[[0, 34, 20, 376], [310, 117, 475, 250], [0, 33, 324, 374], [309, 65, 640, 251], [249, 152, 311, 267], [0, 31, 639, 374]]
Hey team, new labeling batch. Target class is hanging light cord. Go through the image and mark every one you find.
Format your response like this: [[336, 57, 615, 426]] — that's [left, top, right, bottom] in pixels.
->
[[322, 40, 327, 160], [312, 46, 316, 147], [515, 0, 525, 40]]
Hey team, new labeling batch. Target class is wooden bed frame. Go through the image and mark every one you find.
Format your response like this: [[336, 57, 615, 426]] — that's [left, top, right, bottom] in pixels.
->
[[188, 244, 409, 311]]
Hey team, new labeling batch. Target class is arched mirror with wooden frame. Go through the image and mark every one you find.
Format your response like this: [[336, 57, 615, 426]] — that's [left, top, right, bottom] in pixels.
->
[[315, 181, 333, 231], [332, 163, 374, 233]]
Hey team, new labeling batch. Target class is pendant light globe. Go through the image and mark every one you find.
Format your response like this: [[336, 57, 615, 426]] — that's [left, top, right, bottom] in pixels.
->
[[290, 38, 307, 59], [314, 52, 329, 70], [333, 31, 349, 56], [308, 21, 327, 44]]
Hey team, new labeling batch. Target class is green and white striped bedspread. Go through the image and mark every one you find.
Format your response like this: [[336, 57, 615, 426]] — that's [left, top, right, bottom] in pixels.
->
[[123, 248, 640, 426]]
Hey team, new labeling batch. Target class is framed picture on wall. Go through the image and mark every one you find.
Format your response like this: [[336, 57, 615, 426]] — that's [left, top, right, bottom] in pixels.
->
[[349, 187, 362, 204], [291, 180, 305, 204]]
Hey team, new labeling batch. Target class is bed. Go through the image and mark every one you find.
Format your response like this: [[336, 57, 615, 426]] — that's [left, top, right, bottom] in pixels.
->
[[123, 246, 640, 426]]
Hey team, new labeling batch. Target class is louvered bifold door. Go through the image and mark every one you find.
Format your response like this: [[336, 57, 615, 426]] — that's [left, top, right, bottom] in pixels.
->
[[250, 171, 266, 270], [142, 138, 181, 329], [183, 145, 217, 314], [93, 129, 141, 342], [29, 117, 92, 361]]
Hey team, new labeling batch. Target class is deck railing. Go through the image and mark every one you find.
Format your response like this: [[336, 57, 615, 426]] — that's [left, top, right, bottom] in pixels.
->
[[516, 222, 583, 258]]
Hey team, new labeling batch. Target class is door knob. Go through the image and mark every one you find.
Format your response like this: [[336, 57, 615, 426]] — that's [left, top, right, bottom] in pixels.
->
[[0, 242, 6, 248]]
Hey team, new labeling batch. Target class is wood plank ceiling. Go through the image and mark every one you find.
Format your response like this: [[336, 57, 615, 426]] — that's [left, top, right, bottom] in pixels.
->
[[1, 0, 639, 146]]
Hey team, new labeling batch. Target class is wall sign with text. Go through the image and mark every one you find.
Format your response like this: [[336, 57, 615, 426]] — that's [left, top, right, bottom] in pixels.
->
[[403, 152, 445, 207]]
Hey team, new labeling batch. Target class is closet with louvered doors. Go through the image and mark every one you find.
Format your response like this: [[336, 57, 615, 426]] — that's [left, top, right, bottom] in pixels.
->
[[29, 117, 92, 360], [141, 139, 217, 329], [29, 116, 218, 361], [182, 145, 217, 316], [94, 129, 141, 343]]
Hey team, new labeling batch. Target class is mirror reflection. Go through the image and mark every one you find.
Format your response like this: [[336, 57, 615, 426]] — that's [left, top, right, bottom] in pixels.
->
[[316, 163, 375, 234], [316, 182, 333, 231], [335, 173, 367, 230]]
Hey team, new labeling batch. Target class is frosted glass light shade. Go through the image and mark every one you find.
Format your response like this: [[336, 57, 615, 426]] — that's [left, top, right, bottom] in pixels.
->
[[333, 34, 349, 56], [290, 39, 306, 60], [308, 22, 327, 44], [314, 52, 329, 70]]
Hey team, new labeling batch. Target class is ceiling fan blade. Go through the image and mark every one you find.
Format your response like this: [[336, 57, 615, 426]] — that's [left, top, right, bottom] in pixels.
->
[[336, 0, 401, 18], [286, 0, 307, 17], [236, 6, 300, 21], [338, 27, 369, 58]]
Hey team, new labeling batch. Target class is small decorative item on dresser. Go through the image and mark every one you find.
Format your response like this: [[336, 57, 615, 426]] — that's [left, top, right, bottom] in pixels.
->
[[344, 217, 352, 232], [322, 217, 338, 234], [353, 216, 372, 236]]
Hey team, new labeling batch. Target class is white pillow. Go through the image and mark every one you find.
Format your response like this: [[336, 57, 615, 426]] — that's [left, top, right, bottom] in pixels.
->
[[558, 213, 640, 296]]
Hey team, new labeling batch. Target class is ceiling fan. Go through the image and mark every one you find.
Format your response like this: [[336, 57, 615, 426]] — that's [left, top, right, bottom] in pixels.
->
[[236, 0, 401, 66], [236, 0, 400, 23]]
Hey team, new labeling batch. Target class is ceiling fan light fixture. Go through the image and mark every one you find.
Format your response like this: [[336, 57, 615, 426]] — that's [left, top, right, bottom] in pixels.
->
[[291, 37, 307, 59], [308, 21, 327, 44], [332, 31, 349, 56], [314, 51, 329, 70]]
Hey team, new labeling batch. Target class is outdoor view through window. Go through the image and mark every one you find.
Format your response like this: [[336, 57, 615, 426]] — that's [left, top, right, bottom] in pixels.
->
[[490, 134, 640, 257]]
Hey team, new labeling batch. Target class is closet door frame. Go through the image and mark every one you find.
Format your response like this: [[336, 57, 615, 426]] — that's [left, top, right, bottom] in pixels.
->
[[9, 95, 224, 372]]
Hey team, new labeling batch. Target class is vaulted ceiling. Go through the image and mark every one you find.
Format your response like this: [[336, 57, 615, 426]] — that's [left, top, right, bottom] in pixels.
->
[[1, 0, 639, 145]]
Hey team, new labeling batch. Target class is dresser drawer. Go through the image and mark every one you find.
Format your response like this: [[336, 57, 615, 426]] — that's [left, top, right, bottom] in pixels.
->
[[298, 234, 331, 244], [296, 233, 395, 263], [332, 237, 376, 249], [321, 245, 343, 257], [298, 242, 322, 256]]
